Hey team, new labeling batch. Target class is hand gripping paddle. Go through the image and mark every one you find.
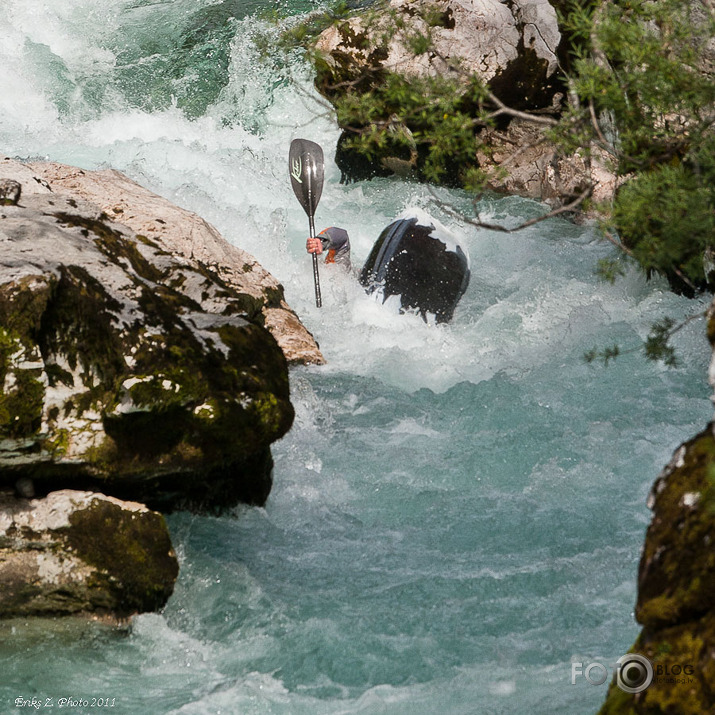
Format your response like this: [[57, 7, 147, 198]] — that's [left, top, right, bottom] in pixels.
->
[[289, 138, 325, 308]]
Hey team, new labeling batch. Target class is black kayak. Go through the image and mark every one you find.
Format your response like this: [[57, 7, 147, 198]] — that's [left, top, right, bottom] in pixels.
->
[[359, 212, 470, 323]]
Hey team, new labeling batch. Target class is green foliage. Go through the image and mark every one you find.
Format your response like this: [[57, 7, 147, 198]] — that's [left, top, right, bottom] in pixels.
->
[[595, 257, 626, 283], [562, 0, 715, 296], [334, 69, 487, 184], [583, 344, 620, 365], [644, 318, 679, 367], [277, 1, 353, 47], [612, 143, 715, 295], [584, 311, 708, 367]]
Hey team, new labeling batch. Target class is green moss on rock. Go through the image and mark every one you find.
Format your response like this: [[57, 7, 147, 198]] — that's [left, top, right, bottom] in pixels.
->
[[64, 498, 178, 616], [0, 329, 45, 439], [0, 275, 53, 348], [636, 428, 715, 629], [1, 184, 295, 512], [599, 425, 715, 713], [54, 212, 164, 283], [599, 613, 715, 714]]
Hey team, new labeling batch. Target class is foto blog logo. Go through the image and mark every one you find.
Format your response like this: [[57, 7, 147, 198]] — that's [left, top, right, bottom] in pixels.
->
[[571, 654, 660, 693]]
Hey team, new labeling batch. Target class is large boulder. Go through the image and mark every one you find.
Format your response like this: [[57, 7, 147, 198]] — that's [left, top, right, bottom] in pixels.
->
[[316, 0, 562, 97], [0, 489, 178, 619], [17, 160, 325, 366], [0, 164, 294, 511]]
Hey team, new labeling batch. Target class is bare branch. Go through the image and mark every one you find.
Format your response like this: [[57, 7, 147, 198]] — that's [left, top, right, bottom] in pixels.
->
[[603, 230, 633, 256], [428, 184, 594, 233], [588, 100, 618, 157], [483, 89, 559, 127]]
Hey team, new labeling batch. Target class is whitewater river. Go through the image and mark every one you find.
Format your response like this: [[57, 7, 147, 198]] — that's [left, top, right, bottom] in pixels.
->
[[1, 1, 713, 713]]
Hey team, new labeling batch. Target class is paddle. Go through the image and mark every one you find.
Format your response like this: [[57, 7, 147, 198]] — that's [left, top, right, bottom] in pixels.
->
[[289, 138, 325, 308]]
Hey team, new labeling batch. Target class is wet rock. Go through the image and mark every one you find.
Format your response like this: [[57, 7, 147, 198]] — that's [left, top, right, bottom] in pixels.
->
[[0, 174, 294, 511], [0, 489, 178, 619]]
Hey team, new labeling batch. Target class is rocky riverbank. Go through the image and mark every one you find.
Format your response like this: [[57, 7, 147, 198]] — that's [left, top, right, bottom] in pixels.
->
[[0, 158, 318, 619]]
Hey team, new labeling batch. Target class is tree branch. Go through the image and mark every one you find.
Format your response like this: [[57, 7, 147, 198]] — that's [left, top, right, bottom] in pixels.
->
[[427, 184, 594, 233]]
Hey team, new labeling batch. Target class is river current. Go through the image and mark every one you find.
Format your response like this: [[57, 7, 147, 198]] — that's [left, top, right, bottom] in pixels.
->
[[1, 1, 712, 713]]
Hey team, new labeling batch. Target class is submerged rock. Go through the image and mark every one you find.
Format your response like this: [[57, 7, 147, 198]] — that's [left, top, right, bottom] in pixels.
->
[[0, 489, 178, 619], [0, 164, 294, 511]]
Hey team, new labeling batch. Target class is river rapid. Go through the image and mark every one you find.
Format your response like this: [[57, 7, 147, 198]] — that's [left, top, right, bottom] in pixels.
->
[[1, 1, 713, 713]]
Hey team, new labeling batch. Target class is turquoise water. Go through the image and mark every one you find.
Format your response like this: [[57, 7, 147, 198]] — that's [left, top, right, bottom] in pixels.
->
[[1, 1, 712, 713]]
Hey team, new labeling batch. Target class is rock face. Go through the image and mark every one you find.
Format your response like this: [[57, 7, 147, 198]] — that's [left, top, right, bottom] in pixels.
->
[[316, 0, 561, 94], [474, 120, 619, 207], [19, 160, 324, 366], [0, 490, 178, 618], [312, 0, 600, 199], [598, 307, 715, 713], [0, 159, 295, 511]]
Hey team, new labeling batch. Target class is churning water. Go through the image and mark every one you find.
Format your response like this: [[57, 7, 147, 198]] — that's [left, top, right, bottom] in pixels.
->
[[1, 1, 712, 713]]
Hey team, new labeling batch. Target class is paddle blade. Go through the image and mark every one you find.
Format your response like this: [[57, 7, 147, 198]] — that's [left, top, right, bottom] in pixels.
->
[[289, 138, 324, 220]]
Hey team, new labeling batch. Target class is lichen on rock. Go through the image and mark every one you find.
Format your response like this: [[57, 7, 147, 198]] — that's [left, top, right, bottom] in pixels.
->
[[0, 163, 296, 512], [0, 490, 178, 619]]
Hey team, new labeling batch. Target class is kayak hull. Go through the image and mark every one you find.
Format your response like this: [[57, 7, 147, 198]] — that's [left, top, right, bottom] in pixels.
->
[[359, 215, 470, 323]]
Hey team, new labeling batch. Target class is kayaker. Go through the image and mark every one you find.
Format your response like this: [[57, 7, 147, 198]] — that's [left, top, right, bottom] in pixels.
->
[[306, 226, 351, 269]]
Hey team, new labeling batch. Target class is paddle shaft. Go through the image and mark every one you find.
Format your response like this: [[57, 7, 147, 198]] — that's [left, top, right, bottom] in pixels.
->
[[308, 215, 322, 308]]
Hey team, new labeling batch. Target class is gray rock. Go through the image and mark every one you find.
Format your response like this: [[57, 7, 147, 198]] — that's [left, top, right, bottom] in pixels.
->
[[0, 489, 178, 619], [474, 119, 619, 206], [0, 180, 294, 511], [1, 158, 324, 366], [316, 0, 561, 92]]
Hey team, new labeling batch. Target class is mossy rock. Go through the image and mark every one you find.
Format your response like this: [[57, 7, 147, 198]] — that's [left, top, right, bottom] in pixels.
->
[[598, 424, 715, 713], [64, 497, 178, 615], [0, 490, 178, 619], [599, 612, 715, 714], [0, 191, 294, 512], [636, 426, 715, 629]]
